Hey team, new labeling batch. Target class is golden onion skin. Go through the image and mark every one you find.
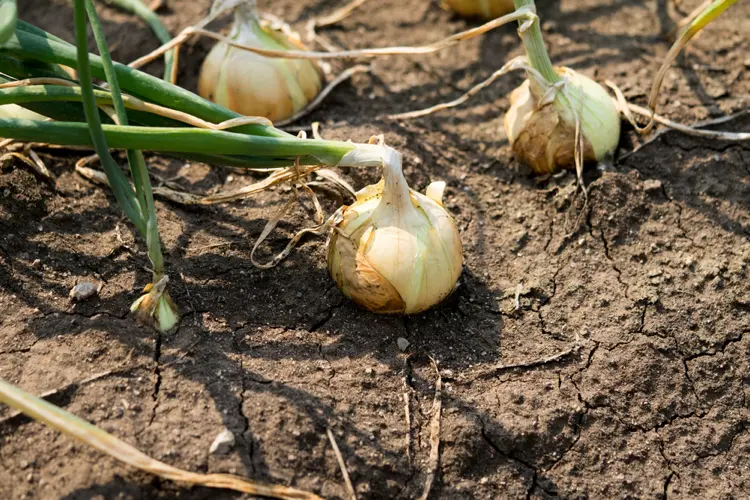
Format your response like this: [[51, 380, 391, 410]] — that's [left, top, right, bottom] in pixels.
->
[[198, 8, 322, 123], [442, 0, 515, 19], [504, 69, 621, 174], [327, 155, 463, 315]]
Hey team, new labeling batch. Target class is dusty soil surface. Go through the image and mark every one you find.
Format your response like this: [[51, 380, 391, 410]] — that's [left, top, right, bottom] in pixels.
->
[[2, 0, 749, 498]]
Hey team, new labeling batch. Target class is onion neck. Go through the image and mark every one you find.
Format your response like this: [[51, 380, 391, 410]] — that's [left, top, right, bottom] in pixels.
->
[[378, 145, 413, 211], [339, 142, 414, 214], [513, 0, 561, 85], [234, 1, 264, 39]]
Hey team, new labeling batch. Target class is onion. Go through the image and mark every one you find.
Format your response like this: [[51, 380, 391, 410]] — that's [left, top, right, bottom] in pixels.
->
[[327, 144, 463, 314], [504, 67, 621, 174], [198, 2, 322, 122]]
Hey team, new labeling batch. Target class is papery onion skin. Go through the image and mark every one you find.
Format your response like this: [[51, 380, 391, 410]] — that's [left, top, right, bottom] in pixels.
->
[[198, 7, 322, 123], [504, 68, 621, 174], [327, 155, 463, 315], [443, 0, 515, 19]]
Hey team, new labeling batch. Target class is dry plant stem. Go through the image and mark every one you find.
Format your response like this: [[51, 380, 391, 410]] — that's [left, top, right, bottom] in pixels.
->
[[617, 108, 748, 162], [250, 198, 330, 269], [0, 151, 52, 180], [128, 5, 536, 68], [275, 65, 370, 126], [127, 0, 239, 69], [419, 356, 443, 500], [326, 428, 358, 500], [618, 109, 750, 161], [0, 367, 142, 424], [472, 343, 583, 381], [0, 378, 323, 500], [169, 41, 180, 84], [628, 103, 750, 141], [565, 84, 588, 199], [388, 56, 527, 120], [642, 0, 738, 134], [24, 147, 52, 179], [75, 158, 330, 207], [605, 81, 750, 141], [315, 0, 368, 28], [175, 164, 322, 205]]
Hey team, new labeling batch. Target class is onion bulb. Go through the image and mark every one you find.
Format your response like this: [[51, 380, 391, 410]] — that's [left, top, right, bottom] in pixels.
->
[[442, 0, 515, 19], [327, 144, 463, 314], [130, 277, 179, 332], [198, 2, 322, 122], [504, 67, 621, 174]]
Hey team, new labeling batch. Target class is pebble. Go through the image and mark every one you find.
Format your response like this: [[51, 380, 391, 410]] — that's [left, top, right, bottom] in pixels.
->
[[208, 429, 235, 455], [68, 281, 101, 301], [397, 337, 410, 352], [643, 179, 662, 193]]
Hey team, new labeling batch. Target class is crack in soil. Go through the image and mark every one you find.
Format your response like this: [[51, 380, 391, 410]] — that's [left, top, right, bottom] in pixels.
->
[[595, 224, 631, 300], [478, 420, 536, 475], [662, 470, 677, 500], [308, 296, 344, 333], [236, 354, 255, 474], [148, 328, 162, 428], [683, 332, 745, 361], [536, 260, 563, 338]]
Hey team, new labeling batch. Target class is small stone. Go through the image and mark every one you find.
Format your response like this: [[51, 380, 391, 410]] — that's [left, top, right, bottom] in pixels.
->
[[31, 259, 42, 270], [365, 367, 374, 376], [643, 179, 662, 193], [397, 337, 410, 352], [69, 281, 101, 301], [209, 429, 235, 455]]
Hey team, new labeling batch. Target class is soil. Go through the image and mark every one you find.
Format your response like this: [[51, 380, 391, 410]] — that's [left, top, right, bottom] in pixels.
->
[[1, 0, 749, 498]]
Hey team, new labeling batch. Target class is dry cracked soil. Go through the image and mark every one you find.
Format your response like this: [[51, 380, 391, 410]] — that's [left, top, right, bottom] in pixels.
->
[[1, 0, 749, 498]]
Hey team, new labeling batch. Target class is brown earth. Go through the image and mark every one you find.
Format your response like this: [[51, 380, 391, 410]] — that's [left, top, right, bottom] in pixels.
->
[[1, 0, 749, 498]]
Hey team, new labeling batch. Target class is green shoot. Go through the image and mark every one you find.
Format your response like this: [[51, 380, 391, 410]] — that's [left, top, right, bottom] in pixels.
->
[[73, 0, 145, 234]]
